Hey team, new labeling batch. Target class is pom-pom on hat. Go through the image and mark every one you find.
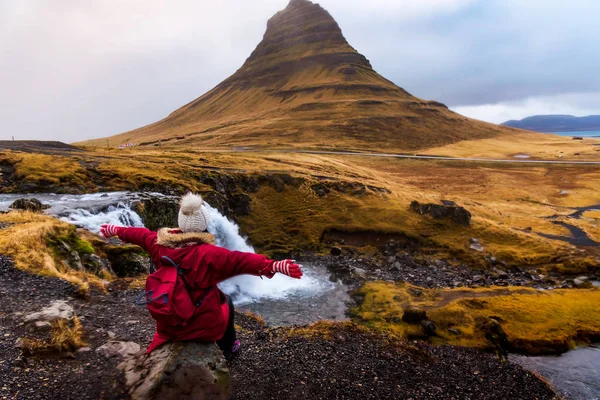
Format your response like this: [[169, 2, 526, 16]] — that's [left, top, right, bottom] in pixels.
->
[[178, 193, 211, 233]]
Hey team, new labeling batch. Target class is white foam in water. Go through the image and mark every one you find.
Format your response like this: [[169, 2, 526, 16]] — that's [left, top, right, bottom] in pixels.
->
[[60, 203, 144, 233]]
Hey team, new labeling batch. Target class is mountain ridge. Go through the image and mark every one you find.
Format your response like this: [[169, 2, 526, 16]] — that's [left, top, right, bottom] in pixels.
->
[[503, 114, 600, 132], [80, 0, 518, 151]]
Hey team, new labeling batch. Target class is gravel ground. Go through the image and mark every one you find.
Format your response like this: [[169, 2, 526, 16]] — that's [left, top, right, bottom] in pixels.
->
[[0, 256, 153, 400], [230, 317, 558, 400], [0, 256, 559, 400]]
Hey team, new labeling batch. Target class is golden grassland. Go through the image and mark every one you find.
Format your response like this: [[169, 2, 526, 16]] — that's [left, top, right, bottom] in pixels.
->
[[352, 281, 600, 354], [0, 212, 108, 292], [1, 151, 93, 190], [422, 131, 600, 160], [2, 146, 600, 270]]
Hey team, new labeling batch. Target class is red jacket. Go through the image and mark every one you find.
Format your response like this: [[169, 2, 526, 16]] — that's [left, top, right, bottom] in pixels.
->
[[116, 227, 274, 352]]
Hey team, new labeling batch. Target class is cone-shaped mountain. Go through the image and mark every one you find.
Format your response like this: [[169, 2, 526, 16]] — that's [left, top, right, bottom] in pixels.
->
[[85, 0, 512, 150]]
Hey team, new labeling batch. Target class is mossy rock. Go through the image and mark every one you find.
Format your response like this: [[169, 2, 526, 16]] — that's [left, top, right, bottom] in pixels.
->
[[103, 244, 151, 277]]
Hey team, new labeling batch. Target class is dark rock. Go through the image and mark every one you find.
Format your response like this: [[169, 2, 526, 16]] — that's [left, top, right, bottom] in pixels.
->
[[330, 246, 342, 256], [118, 342, 230, 400], [134, 195, 179, 231], [402, 306, 427, 324], [421, 320, 437, 336], [103, 244, 150, 277], [82, 253, 114, 276], [410, 200, 471, 226], [481, 318, 509, 359], [311, 183, 331, 197], [9, 198, 49, 213], [229, 193, 251, 216]]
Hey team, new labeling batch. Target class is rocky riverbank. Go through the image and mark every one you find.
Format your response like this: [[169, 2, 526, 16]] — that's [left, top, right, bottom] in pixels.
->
[[309, 244, 599, 291]]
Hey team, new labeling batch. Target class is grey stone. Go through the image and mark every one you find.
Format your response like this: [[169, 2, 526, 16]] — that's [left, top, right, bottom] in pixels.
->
[[118, 342, 230, 400], [97, 341, 141, 359], [33, 321, 52, 331], [69, 251, 84, 271], [24, 300, 74, 323], [352, 267, 367, 278], [573, 277, 592, 288], [470, 242, 484, 252], [77, 347, 92, 353], [9, 198, 49, 213]]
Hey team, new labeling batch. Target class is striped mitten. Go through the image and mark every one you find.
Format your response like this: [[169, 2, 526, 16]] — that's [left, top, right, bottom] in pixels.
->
[[100, 224, 122, 238], [270, 259, 303, 279]]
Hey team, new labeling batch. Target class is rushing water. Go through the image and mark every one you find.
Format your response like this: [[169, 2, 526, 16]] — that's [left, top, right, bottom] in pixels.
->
[[0, 192, 350, 325], [511, 345, 600, 400]]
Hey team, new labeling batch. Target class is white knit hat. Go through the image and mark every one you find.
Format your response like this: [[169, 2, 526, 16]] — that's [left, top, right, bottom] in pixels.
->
[[178, 193, 211, 233]]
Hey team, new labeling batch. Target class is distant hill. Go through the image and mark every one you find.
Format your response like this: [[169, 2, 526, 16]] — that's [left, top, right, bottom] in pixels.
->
[[81, 0, 521, 151], [502, 115, 600, 132], [0, 140, 82, 153]]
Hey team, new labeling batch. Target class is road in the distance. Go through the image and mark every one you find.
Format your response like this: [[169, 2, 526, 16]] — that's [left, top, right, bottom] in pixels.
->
[[216, 148, 600, 165]]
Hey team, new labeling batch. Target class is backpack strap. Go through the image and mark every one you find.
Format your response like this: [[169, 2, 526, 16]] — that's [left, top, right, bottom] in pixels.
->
[[158, 255, 215, 308], [134, 290, 168, 306], [160, 256, 184, 275]]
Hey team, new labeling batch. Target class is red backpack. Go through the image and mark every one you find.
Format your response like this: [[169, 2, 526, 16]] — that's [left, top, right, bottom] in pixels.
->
[[134, 256, 199, 326]]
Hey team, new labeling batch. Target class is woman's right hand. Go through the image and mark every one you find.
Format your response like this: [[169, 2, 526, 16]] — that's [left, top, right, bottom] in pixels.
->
[[270, 259, 303, 279]]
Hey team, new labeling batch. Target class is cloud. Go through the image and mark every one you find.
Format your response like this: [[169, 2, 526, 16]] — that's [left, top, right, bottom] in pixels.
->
[[1, 0, 599, 142], [452, 92, 600, 124]]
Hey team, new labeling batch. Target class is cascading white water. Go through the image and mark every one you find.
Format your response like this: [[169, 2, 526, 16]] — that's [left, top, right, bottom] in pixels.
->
[[0, 192, 339, 309], [204, 203, 330, 304]]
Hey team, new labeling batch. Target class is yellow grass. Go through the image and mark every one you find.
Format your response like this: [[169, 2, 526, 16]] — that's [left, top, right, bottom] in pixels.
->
[[0, 211, 107, 292], [352, 281, 600, 354], [20, 317, 87, 355], [2, 151, 92, 190], [422, 131, 600, 161]]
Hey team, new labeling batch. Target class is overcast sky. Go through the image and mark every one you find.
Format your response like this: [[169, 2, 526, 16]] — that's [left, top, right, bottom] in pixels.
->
[[1, 0, 599, 142]]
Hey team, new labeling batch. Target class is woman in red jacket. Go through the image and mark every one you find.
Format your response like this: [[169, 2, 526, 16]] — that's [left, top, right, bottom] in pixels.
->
[[100, 193, 302, 358]]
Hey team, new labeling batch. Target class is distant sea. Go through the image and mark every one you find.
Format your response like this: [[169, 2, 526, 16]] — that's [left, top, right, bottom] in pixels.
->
[[550, 130, 600, 137]]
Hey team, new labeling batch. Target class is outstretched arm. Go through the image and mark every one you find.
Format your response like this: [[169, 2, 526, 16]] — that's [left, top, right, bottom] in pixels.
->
[[204, 245, 303, 284], [100, 224, 157, 254]]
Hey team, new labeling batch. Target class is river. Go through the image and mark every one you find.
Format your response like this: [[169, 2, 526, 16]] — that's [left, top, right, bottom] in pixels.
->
[[511, 345, 600, 400]]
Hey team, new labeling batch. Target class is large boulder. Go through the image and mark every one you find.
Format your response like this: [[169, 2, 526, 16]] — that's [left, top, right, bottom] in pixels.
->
[[9, 198, 49, 213], [410, 200, 472, 226], [118, 342, 230, 400], [103, 244, 151, 277], [132, 195, 179, 231]]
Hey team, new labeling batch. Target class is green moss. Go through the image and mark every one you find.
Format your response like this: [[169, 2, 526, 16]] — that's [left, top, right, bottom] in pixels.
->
[[46, 227, 96, 257]]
